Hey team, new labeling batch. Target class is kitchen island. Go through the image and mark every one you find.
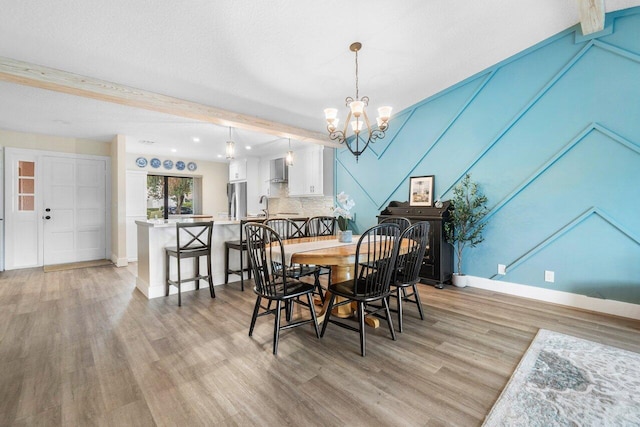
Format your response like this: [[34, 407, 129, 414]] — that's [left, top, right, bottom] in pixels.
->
[[135, 218, 242, 299], [135, 215, 309, 299]]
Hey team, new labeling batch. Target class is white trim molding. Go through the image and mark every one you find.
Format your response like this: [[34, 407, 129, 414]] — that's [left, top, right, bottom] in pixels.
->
[[466, 276, 640, 321]]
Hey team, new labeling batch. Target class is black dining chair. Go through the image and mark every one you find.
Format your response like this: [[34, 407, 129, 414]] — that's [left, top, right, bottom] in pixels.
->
[[304, 215, 338, 302], [379, 216, 411, 233], [264, 218, 321, 291], [320, 223, 400, 356], [165, 221, 215, 306], [389, 221, 430, 332], [245, 223, 320, 355]]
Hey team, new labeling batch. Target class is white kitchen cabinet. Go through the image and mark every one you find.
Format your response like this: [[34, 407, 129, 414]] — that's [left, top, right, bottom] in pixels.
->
[[287, 146, 333, 197], [229, 159, 247, 182]]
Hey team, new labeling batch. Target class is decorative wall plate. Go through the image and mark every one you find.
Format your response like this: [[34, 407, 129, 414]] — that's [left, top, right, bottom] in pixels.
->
[[163, 160, 174, 170], [150, 158, 161, 168], [187, 162, 197, 171], [176, 161, 186, 171], [135, 157, 148, 168]]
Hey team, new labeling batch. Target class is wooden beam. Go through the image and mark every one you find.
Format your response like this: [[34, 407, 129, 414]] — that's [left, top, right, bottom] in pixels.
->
[[577, 0, 605, 35], [0, 56, 337, 147]]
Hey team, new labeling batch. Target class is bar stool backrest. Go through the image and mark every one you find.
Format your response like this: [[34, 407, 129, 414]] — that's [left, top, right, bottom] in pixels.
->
[[176, 221, 214, 253]]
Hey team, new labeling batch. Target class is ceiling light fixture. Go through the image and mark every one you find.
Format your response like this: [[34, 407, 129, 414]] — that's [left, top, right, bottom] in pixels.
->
[[192, 137, 200, 143], [324, 42, 392, 162], [225, 127, 235, 160], [285, 138, 294, 167]]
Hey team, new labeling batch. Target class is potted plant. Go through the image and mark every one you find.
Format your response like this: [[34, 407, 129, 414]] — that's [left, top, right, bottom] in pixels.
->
[[333, 191, 355, 242], [444, 174, 489, 287]]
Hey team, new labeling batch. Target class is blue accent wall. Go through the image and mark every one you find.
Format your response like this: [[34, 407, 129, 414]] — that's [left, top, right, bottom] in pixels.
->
[[335, 8, 640, 305]]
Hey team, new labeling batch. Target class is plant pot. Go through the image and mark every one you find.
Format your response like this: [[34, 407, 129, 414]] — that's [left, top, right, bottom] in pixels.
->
[[338, 230, 352, 243], [452, 273, 468, 288]]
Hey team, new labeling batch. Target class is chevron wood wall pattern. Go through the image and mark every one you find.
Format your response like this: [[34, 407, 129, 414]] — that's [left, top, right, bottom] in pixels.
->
[[335, 7, 640, 304]]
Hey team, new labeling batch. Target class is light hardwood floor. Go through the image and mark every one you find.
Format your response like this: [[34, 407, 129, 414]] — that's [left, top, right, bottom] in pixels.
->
[[0, 264, 638, 426]]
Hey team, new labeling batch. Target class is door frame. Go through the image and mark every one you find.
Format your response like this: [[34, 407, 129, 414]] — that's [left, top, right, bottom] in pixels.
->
[[4, 147, 111, 269]]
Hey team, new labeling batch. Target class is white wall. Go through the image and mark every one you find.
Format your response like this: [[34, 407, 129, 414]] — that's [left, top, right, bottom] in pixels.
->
[[125, 151, 228, 217]]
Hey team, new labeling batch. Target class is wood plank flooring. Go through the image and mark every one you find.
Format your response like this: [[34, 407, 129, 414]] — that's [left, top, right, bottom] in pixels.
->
[[0, 264, 638, 426]]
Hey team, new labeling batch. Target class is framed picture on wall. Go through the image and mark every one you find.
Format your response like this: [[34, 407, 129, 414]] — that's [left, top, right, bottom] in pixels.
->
[[409, 175, 434, 207]]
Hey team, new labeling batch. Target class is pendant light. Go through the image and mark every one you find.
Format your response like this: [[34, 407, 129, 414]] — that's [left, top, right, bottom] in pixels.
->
[[285, 138, 294, 166], [225, 127, 235, 159]]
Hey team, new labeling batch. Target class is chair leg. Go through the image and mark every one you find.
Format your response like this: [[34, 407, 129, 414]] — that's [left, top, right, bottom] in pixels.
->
[[383, 297, 396, 341], [165, 251, 170, 297], [358, 302, 366, 357], [239, 247, 245, 290], [224, 244, 230, 284], [208, 254, 215, 298], [273, 300, 282, 355], [313, 271, 324, 303], [177, 256, 182, 307], [194, 257, 200, 290], [249, 296, 261, 336], [285, 300, 292, 322], [320, 294, 336, 337], [306, 293, 320, 338], [413, 284, 425, 320], [397, 287, 404, 333]]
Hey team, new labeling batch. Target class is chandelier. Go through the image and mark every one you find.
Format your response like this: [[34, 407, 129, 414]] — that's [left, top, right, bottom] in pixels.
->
[[225, 127, 235, 159], [324, 42, 392, 162]]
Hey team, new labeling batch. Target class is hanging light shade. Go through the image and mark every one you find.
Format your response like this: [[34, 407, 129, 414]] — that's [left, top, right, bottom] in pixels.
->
[[324, 42, 392, 162], [285, 138, 294, 166], [225, 127, 235, 159]]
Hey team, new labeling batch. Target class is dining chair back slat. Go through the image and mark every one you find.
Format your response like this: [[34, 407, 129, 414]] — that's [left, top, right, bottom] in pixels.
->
[[264, 218, 305, 239]]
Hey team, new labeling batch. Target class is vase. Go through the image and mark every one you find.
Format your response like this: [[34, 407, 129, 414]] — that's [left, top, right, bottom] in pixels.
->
[[338, 230, 352, 243], [452, 273, 468, 288]]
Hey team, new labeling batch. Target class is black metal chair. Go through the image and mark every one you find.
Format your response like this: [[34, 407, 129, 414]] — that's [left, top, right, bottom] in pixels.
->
[[389, 221, 430, 332], [320, 223, 400, 356], [264, 219, 321, 291], [380, 216, 411, 233], [245, 223, 320, 355], [165, 221, 215, 306], [224, 222, 252, 291], [304, 216, 338, 302], [305, 216, 337, 237]]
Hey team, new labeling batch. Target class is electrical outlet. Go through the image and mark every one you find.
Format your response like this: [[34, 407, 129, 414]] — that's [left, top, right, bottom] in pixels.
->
[[497, 264, 506, 275], [545, 270, 555, 283]]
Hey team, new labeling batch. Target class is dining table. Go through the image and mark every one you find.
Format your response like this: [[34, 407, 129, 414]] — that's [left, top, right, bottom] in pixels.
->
[[278, 234, 403, 328]]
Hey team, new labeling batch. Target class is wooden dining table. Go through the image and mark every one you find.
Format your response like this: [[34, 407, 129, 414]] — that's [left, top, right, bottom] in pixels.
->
[[280, 234, 400, 328]]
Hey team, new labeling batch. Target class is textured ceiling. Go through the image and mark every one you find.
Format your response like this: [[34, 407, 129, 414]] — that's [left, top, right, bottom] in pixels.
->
[[1, 0, 639, 161]]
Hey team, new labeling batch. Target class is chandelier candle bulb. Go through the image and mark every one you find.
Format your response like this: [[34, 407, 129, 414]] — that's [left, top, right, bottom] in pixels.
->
[[378, 106, 392, 120], [350, 101, 365, 117], [324, 108, 338, 121], [351, 120, 364, 132]]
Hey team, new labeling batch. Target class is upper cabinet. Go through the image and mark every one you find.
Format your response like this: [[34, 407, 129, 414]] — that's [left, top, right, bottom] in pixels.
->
[[288, 145, 333, 197], [229, 159, 247, 182]]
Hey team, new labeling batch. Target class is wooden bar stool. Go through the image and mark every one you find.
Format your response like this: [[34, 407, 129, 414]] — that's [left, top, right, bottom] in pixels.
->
[[165, 221, 215, 306], [224, 221, 251, 291]]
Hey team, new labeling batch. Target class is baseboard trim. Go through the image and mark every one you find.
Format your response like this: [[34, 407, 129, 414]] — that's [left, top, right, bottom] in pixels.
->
[[111, 254, 128, 267], [466, 276, 640, 321]]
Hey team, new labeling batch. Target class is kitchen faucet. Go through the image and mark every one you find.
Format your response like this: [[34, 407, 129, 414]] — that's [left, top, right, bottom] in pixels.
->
[[259, 195, 269, 217]]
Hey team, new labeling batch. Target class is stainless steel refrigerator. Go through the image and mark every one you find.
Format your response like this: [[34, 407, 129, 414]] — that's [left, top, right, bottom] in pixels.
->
[[227, 181, 247, 219]]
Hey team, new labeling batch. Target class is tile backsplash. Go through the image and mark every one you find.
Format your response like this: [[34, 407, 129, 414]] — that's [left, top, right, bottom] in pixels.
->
[[269, 196, 335, 217]]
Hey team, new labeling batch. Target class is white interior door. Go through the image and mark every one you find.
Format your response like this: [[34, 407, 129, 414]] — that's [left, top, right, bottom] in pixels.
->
[[4, 150, 39, 269], [43, 156, 107, 265]]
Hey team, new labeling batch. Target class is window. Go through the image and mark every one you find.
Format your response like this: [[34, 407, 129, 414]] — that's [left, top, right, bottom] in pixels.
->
[[147, 175, 200, 219], [18, 161, 35, 211]]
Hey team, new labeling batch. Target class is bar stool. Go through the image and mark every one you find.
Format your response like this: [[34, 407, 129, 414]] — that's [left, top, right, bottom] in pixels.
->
[[224, 222, 251, 291], [165, 221, 215, 306]]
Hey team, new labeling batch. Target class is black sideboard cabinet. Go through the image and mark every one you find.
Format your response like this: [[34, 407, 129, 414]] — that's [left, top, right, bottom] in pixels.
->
[[378, 200, 453, 288]]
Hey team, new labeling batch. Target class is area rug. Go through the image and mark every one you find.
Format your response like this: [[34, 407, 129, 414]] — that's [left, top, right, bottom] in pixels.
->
[[483, 329, 640, 427], [43, 259, 113, 272]]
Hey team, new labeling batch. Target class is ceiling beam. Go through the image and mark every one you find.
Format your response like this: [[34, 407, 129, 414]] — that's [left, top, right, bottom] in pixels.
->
[[577, 0, 605, 35], [0, 56, 337, 147]]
